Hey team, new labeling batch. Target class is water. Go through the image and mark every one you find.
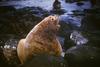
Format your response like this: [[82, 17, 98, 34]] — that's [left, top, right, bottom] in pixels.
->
[[0, 0, 91, 11], [0, 0, 55, 10]]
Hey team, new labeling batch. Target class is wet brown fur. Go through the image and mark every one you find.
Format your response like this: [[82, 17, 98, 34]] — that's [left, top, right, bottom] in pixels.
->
[[17, 15, 62, 64]]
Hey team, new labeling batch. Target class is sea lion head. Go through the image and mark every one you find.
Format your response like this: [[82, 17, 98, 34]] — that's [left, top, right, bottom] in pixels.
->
[[45, 15, 60, 33]]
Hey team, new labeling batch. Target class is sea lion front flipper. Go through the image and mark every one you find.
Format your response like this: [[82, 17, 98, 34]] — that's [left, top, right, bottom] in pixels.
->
[[17, 39, 26, 64]]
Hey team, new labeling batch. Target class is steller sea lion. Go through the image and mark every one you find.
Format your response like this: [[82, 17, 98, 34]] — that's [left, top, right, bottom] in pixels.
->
[[17, 15, 63, 64]]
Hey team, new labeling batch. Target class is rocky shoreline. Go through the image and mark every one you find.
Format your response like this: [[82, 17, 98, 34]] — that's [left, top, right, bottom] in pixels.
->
[[0, 0, 100, 67]]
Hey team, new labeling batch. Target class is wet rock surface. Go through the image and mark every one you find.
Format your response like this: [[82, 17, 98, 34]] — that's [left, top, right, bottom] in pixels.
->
[[22, 55, 67, 67], [64, 45, 100, 67], [0, 6, 16, 13], [81, 8, 100, 31], [0, 34, 20, 67], [0, 6, 48, 36], [63, 30, 88, 51]]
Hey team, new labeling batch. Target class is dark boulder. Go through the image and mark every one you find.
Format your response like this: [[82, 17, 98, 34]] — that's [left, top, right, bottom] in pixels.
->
[[0, 7, 50, 36], [0, 6, 16, 14], [53, 0, 61, 10], [63, 31, 75, 51], [81, 9, 100, 31], [63, 30, 88, 51], [22, 55, 67, 67], [0, 34, 20, 67], [81, 31, 100, 48], [64, 45, 100, 67], [65, 0, 75, 3]]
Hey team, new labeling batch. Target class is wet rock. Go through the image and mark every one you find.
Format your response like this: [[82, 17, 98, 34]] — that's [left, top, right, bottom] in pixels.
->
[[81, 10, 100, 31], [0, 34, 20, 46], [76, 2, 84, 6], [0, 34, 20, 67], [70, 31, 88, 45], [53, 0, 61, 11], [22, 55, 67, 67], [81, 31, 100, 48], [84, 7, 100, 14], [80, 8, 100, 48], [58, 14, 83, 37], [65, 0, 86, 3], [2, 38, 20, 64], [51, 0, 65, 15], [0, 6, 16, 14], [0, 12, 30, 36], [18, 7, 50, 18], [65, 0, 75, 3], [90, 0, 100, 7], [95, 0, 100, 7], [50, 9, 66, 15], [72, 10, 85, 16], [64, 45, 100, 67], [63, 31, 74, 51], [63, 30, 88, 50], [0, 7, 50, 36], [64, 29, 100, 51], [59, 14, 83, 30], [90, 0, 97, 7], [58, 21, 71, 37]]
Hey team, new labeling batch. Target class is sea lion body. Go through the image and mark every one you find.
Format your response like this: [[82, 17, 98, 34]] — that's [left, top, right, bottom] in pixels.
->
[[17, 15, 62, 64]]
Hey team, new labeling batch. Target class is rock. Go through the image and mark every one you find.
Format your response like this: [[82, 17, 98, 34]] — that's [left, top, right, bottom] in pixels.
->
[[53, 0, 61, 11], [80, 8, 100, 47], [58, 14, 83, 37], [72, 10, 85, 15], [65, 0, 75, 3], [64, 29, 100, 51], [58, 21, 71, 37], [64, 45, 100, 67], [81, 31, 100, 48], [0, 6, 16, 14], [70, 31, 88, 45], [18, 7, 50, 18], [2, 38, 20, 65], [22, 55, 66, 67], [95, 0, 100, 7], [59, 14, 83, 30], [51, 0, 65, 15], [90, 0, 97, 7], [0, 7, 49, 36], [63, 30, 88, 51], [76, 2, 84, 6], [0, 34, 20, 67], [63, 31, 74, 51], [81, 9, 100, 31]]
